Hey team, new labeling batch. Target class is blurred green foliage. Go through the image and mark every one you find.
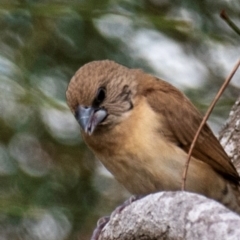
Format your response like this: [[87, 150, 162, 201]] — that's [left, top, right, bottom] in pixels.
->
[[0, 0, 239, 239]]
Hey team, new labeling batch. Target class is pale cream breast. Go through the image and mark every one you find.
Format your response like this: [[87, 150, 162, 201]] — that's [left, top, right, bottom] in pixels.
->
[[85, 97, 229, 198], [84, 97, 183, 193]]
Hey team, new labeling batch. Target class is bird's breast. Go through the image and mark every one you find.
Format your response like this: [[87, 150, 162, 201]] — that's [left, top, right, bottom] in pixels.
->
[[83, 97, 230, 200], [84, 98, 185, 194]]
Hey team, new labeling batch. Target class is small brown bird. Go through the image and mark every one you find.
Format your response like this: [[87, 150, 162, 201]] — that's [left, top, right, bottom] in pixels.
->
[[66, 60, 240, 213]]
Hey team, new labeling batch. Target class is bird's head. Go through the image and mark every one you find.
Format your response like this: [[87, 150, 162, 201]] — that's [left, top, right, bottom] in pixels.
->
[[66, 60, 138, 135]]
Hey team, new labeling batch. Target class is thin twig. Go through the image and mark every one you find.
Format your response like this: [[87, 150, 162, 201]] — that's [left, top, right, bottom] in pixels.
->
[[220, 10, 240, 36], [181, 59, 240, 191]]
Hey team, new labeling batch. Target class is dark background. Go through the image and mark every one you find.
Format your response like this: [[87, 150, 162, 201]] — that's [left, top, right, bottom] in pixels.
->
[[0, 0, 239, 239]]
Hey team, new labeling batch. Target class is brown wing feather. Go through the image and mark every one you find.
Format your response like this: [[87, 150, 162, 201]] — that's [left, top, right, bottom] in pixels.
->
[[141, 75, 239, 184]]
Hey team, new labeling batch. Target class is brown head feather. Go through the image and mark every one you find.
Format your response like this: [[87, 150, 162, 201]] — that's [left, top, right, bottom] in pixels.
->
[[66, 60, 139, 130]]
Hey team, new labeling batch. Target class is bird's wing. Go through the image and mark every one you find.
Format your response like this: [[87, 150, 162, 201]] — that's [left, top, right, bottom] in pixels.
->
[[144, 77, 239, 183]]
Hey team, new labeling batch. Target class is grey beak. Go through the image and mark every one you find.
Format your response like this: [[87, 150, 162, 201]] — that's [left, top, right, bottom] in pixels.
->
[[75, 106, 107, 135], [76, 106, 93, 131]]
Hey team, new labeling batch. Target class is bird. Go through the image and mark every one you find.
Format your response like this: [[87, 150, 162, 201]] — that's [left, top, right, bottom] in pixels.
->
[[66, 60, 240, 214]]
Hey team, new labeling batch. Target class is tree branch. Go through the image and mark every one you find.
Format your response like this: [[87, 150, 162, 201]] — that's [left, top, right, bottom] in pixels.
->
[[219, 95, 240, 175], [98, 191, 240, 240]]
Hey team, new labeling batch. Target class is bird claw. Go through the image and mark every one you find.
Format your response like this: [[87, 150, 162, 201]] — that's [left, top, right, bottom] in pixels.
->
[[90, 195, 142, 240], [111, 195, 141, 216], [90, 216, 110, 240]]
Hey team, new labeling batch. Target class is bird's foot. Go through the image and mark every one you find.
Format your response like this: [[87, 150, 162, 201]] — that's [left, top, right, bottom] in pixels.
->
[[90, 195, 142, 240], [111, 195, 142, 216], [90, 216, 110, 240]]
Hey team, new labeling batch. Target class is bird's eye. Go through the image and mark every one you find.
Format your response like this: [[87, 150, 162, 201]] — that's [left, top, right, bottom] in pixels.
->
[[95, 87, 106, 104]]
